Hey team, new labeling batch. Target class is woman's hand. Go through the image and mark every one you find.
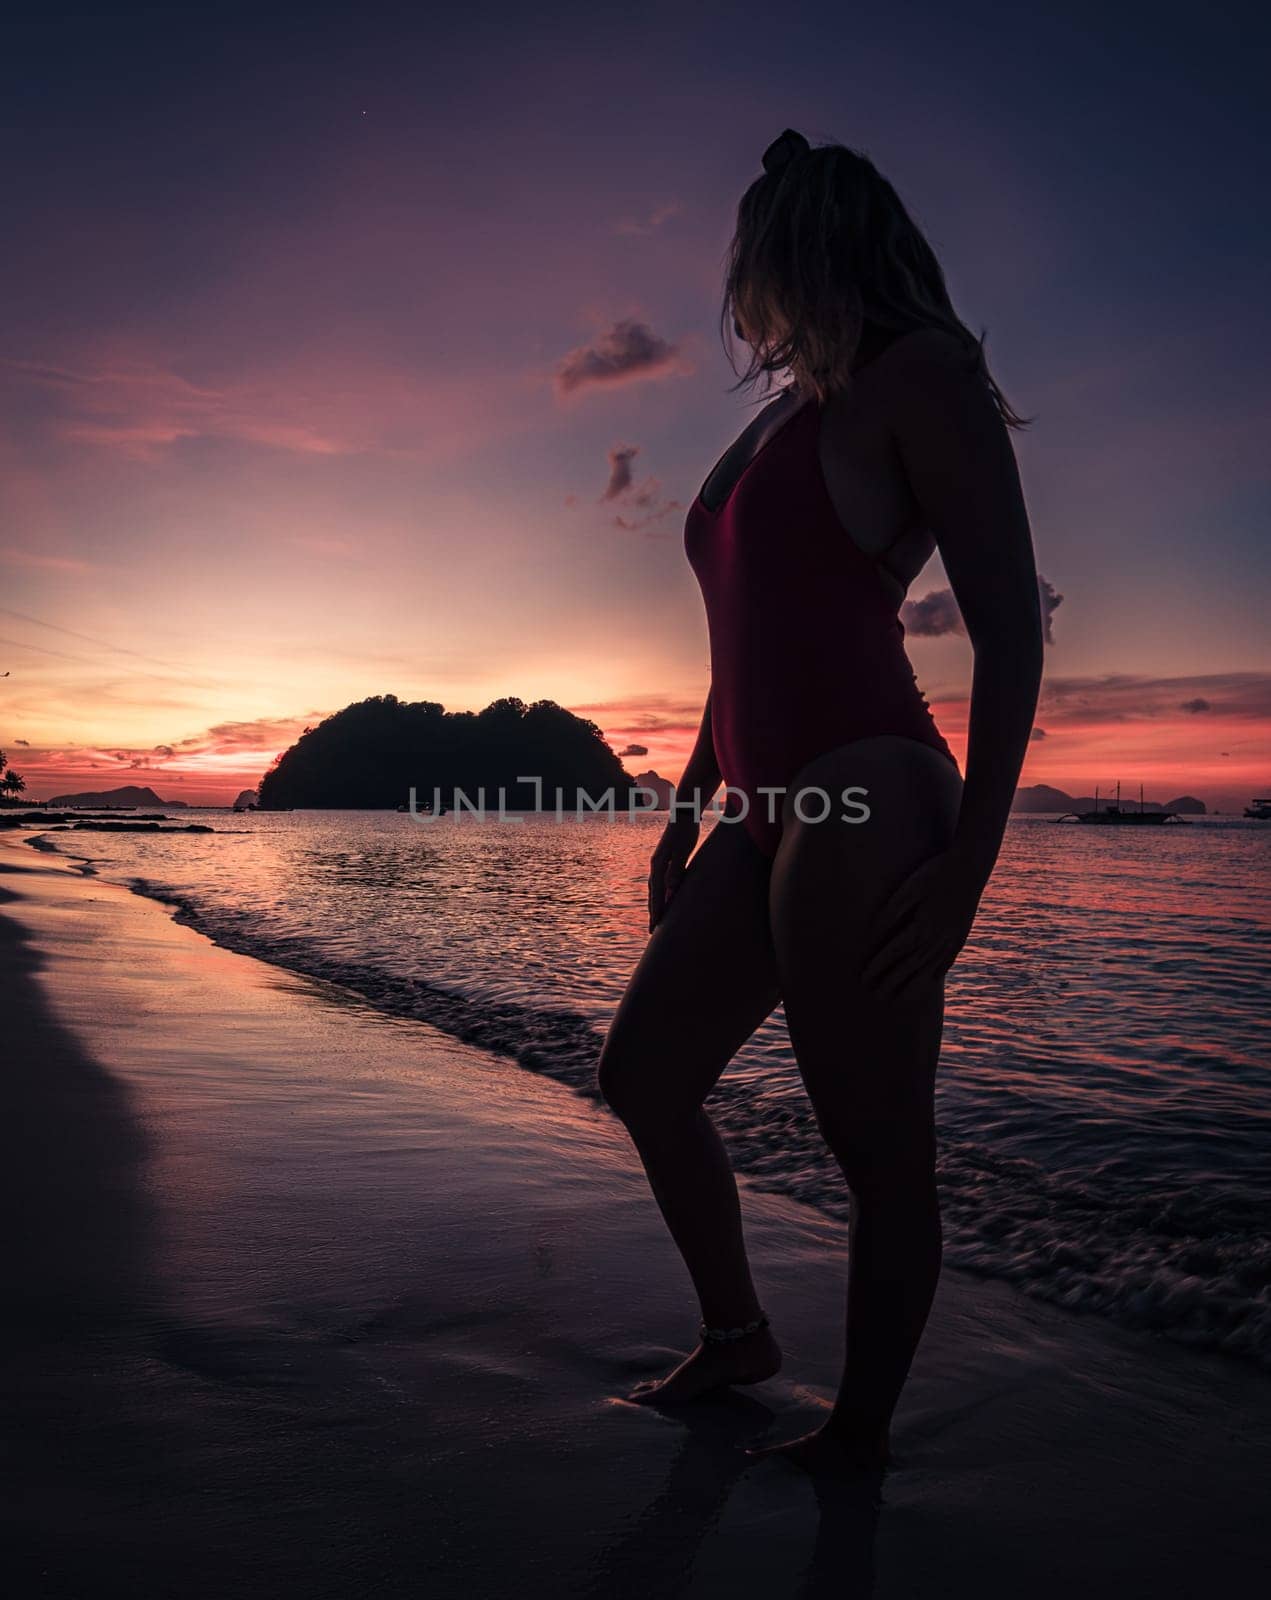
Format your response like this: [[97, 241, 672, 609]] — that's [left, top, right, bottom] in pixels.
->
[[648, 815, 701, 932], [860, 848, 988, 999]]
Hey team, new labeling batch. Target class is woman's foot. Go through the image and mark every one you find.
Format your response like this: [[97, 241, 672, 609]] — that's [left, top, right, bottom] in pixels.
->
[[625, 1324, 782, 1405], [743, 1421, 889, 1479]]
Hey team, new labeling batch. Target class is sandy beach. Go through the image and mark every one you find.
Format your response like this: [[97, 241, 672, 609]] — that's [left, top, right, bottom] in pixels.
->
[[2, 831, 1269, 1599]]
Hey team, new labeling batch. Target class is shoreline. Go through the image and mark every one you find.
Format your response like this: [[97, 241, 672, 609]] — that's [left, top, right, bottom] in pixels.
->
[[3, 833, 1269, 1597], [27, 816, 1270, 1374]]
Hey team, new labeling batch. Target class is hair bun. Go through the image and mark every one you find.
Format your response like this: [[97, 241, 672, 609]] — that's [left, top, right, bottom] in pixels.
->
[[761, 128, 810, 174]]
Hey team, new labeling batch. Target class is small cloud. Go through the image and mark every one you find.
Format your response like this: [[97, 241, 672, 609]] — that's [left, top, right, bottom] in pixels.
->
[[610, 494, 683, 533], [1030, 727, 1048, 740], [1037, 577, 1064, 643], [15, 738, 30, 746], [603, 444, 640, 500], [555, 318, 685, 396], [901, 575, 1063, 642], [597, 440, 682, 530], [618, 743, 648, 757], [1179, 697, 1211, 714], [900, 588, 962, 637], [612, 201, 683, 237], [153, 743, 175, 757], [1, 546, 93, 574]]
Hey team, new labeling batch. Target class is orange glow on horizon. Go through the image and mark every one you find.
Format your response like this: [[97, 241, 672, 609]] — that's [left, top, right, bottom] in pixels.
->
[[8, 689, 1266, 812]]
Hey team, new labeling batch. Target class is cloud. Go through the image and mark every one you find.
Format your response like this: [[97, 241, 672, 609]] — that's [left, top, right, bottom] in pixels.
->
[[603, 445, 639, 499], [0, 546, 94, 574], [12, 709, 331, 804], [618, 743, 648, 756], [25, 714, 325, 775], [1030, 727, 1048, 740], [3, 352, 534, 465], [900, 575, 1064, 642], [555, 318, 685, 395], [1038, 672, 1271, 725], [595, 440, 683, 531], [900, 588, 963, 637], [612, 202, 683, 237], [569, 693, 705, 740], [1036, 577, 1064, 642], [10, 356, 348, 459], [170, 714, 330, 757]]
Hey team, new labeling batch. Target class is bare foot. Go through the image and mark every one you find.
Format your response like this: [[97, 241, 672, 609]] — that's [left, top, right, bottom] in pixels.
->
[[743, 1422, 889, 1479], [625, 1326, 782, 1405]]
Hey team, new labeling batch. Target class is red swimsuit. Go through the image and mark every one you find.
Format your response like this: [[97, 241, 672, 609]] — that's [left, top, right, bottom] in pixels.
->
[[684, 394, 959, 857]]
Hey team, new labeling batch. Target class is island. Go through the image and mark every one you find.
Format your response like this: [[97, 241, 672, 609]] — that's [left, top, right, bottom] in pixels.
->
[[257, 694, 637, 811], [1012, 784, 1205, 815], [46, 784, 189, 809], [633, 770, 673, 810]]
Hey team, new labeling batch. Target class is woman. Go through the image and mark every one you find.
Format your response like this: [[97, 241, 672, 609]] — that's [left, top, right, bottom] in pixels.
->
[[596, 128, 1043, 1477]]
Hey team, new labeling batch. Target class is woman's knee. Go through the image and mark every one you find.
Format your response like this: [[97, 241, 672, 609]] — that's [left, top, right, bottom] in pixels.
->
[[816, 1112, 937, 1203], [596, 1030, 700, 1134], [595, 1030, 654, 1127], [595, 1032, 635, 1117]]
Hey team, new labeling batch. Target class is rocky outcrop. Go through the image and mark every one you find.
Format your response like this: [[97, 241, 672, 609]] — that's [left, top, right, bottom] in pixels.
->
[[46, 784, 187, 809]]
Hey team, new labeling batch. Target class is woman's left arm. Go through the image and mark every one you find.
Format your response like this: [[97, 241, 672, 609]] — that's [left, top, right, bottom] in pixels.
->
[[861, 331, 1044, 996]]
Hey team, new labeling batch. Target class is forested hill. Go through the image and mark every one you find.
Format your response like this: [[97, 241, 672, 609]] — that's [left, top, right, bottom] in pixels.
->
[[257, 695, 636, 811]]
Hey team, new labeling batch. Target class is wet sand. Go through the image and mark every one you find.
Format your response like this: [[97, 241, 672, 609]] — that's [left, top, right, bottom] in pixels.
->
[[2, 833, 1269, 1598]]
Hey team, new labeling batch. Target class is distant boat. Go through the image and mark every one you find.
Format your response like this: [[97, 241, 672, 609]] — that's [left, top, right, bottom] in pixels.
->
[[1055, 782, 1189, 825], [1244, 797, 1271, 820]]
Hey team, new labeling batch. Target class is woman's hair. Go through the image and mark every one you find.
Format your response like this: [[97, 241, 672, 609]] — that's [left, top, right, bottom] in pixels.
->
[[720, 132, 1029, 428]]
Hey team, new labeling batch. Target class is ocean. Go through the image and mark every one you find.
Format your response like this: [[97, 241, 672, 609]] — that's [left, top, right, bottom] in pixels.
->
[[33, 810, 1270, 1367]]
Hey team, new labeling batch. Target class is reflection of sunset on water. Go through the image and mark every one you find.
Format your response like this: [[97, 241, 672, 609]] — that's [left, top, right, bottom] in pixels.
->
[[39, 806, 1269, 1367]]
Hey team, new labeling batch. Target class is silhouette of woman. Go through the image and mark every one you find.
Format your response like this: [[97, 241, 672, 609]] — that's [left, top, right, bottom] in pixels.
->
[[597, 129, 1043, 1477]]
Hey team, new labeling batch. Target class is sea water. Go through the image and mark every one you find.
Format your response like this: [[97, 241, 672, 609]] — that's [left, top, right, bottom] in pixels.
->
[[35, 810, 1270, 1366]]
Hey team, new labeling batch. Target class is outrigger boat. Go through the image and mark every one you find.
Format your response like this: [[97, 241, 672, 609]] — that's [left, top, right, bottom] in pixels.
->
[[1055, 782, 1188, 825]]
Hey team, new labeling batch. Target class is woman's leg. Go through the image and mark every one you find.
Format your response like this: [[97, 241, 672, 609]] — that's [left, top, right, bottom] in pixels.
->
[[756, 736, 963, 1472], [597, 816, 783, 1402]]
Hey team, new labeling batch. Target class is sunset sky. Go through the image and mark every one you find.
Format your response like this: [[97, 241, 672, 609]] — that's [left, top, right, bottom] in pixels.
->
[[3, 3, 1268, 809]]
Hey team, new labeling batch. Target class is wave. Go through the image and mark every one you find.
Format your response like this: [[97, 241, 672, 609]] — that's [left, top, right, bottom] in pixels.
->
[[74, 860, 1271, 1371]]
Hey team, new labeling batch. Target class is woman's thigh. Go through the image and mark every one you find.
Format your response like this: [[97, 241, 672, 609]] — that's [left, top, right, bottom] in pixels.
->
[[768, 737, 963, 1163], [597, 816, 782, 1123]]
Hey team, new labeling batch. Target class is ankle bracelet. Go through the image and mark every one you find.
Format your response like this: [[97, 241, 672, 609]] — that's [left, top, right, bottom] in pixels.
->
[[698, 1312, 769, 1344]]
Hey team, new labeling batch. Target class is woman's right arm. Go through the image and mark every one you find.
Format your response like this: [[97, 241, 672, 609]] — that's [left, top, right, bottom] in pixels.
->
[[647, 690, 721, 931]]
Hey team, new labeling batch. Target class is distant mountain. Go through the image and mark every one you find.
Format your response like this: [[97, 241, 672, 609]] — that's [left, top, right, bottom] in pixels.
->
[[634, 770, 673, 809], [257, 694, 636, 811], [1012, 784, 1075, 813], [47, 784, 188, 809], [1013, 784, 1205, 815]]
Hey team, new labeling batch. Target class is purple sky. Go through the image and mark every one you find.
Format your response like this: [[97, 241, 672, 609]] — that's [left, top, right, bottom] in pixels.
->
[[2, 2, 1268, 805]]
